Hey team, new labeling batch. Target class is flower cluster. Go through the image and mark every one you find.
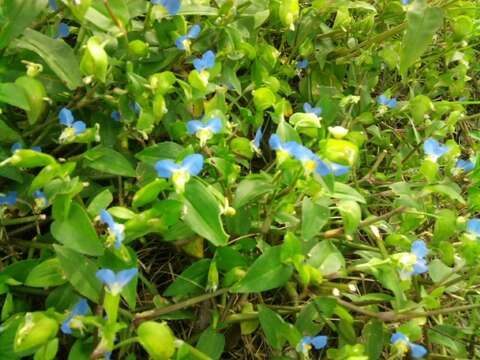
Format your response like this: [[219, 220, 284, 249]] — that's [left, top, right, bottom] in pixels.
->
[[155, 154, 204, 193]]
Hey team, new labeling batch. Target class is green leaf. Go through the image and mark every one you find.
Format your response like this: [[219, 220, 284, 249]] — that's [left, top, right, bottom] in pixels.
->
[[163, 259, 211, 297], [432, 209, 457, 244], [307, 241, 345, 276], [132, 179, 168, 208], [302, 197, 330, 242], [258, 305, 301, 350], [135, 142, 184, 166], [399, 0, 444, 77], [51, 202, 104, 256], [0, 119, 20, 143], [233, 246, 293, 293], [362, 320, 384, 360], [196, 327, 225, 360], [84, 146, 136, 177], [0, 0, 47, 49], [0, 83, 30, 110], [54, 245, 102, 302], [33, 338, 58, 360], [16, 29, 83, 90], [425, 183, 465, 204], [233, 176, 274, 208], [87, 189, 114, 217], [25, 258, 66, 288], [338, 200, 361, 236], [183, 179, 229, 247]]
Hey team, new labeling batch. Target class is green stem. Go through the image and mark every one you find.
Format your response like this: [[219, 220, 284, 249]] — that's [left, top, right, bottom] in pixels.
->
[[113, 337, 139, 350], [1, 215, 46, 226], [176, 341, 213, 360]]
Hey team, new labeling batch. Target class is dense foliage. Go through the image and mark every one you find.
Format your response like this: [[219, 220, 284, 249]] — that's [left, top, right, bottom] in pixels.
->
[[0, 0, 480, 359]]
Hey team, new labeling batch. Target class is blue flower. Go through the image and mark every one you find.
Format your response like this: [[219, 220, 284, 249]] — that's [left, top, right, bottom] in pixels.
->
[[252, 127, 264, 152], [377, 94, 397, 109], [303, 102, 322, 117], [11, 143, 42, 153], [467, 218, 480, 238], [193, 50, 216, 73], [176, 24, 201, 50], [423, 138, 449, 162], [49, 0, 58, 11], [269, 134, 299, 162], [61, 298, 89, 335], [155, 154, 204, 192], [391, 332, 427, 359], [330, 162, 351, 176], [456, 159, 475, 172], [401, 0, 411, 5], [111, 111, 122, 122], [59, 108, 86, 142], [129, 102, 141, 115], [152, 0, 181, 15], [33, 190, 48, 207], [56, 23, 69, 39], [292, 145, 323, 174], [299, 335, 328, 354], [100, 209, 125, 249], [187, 118, 222, 146], [96, 268, 138, 296], [0, 192, 17, 206], [398, 240, 428, 279], [296, 59, 309, 69]]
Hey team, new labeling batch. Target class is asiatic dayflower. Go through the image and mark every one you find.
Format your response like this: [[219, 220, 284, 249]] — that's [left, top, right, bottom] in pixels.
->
[[155, 154, 204, 193], [292, 145, 327, 175], [251, 127, 264, 154], [269, 134, 299, 163], [466, 218, 480, 239], [330, 162, 351, 176], [377, 94, 397, 109], [0, 192, 17, 206], [396, 240, 428, 280], [151, 0, 181, 16], [100, 209, 125, 249], [59, 107, 86, 142], [296, 59, 309, 70], [49, 0, 58, 10], [187, 118, 222, 147], [176, 24, 201, 51], [33, 190, 48, 208], [56, 23, 69, 39], [303, 102, 322, 117], [193, 50, 216, 86], [111, 111, 121, 122], [298, 335, 328, 355], [390, 332, 427, 359], [456, 158, 475, 172], [96, 268, 138, 296], [61, 298, 89, 335], [423, 138, 449, 162], [11, 143, 42, 153]]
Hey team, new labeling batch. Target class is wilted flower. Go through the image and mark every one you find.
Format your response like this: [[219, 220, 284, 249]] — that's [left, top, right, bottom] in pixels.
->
[[96, 268, 138, 296], [152, 0, 181, 16], [377, 94, 397, 109], [391, 332, 427, 359], [298, 335, 328, 354], [187, 118, 222, 146], [100, 209, 125, 249], [0, 192, 17, 206], [155, 154, 204, 193], [397, 240, 428, 279], [61, 298, 89, 335], [303, 102, 322, 117], [423, 138, 449, 162], [59, 108, 86, 142], [176, 24, 201, 50]]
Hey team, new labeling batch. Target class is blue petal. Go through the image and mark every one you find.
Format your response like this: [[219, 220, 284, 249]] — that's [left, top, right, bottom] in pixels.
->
[[193, 58, 205, 72], [391, 332, 409, 344], [61, 316, 73, 334], [423, 138, 449, 159], [386, 98, 397, 109], [187, 120, 206, 135], [57, 23, 69, 39], [303, 102, 313, 113], [292, 145, 315, 162], [33, 190, 48, 203], [72, 298, 89, 316], [72, 121, 86, 135], [409, 343, 427, 358], [11, 143, 22, 153], [160, 0, 181, 15], [96, 269, 117, 287], [31, 146, 42, 152], [49, 0, 58, 10], [253, 127, 263, 148], [115, 268, 138, 289], [311, 335, 328, 349], [155, 159, 180, 178], [316, 159, 332, 176], [187, 24, 201, 39], [411, 240, 427, 258], [284, 141, 301, 155], [206, 118, 222, 134], [0, 192, 17, 206], [269, 134, 281, 150], [100, 209, 116, 229], [467, 218, 480, 237], [202, 50, 216, 69], [181, 154, 204, 176], [377, 95, 388, 105], [104, 352, 112, 360], [175, 35, 187, 50], [111, 111, 121, 122], [456, 159, 475, 172], [59, 107, 74, 127], [413, 259, 428, 275], [130, 102, 141, 115], [402, 0, 411, 4], [296, 59, 309, 69], [331, 162, 350, 176]]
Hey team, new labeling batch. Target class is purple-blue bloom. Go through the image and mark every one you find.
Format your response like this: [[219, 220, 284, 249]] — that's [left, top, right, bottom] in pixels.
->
[[100, 209, 125, 249], [456, 159, 475, 172], [0, 192, 17, 206], [193, 50, 216, 73], [96, 268, 138, 296], [56, 23, 69, 39], [152, 0, 181, 15], [467, 218, 480, 238], [391, 331, 427, 358], [377, 94, 397, 109], [423, 138, 449, 162], [299, 335, 328, 353], [176, 24, 201, 50], [61, 298, 89, 335], [303, 102, 322, 117], [296, 59, 309, 69], [59, 107, 86, 139]]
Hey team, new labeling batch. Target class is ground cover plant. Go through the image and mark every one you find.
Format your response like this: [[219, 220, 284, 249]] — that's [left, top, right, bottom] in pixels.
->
[[0, 0, 479, 359]]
